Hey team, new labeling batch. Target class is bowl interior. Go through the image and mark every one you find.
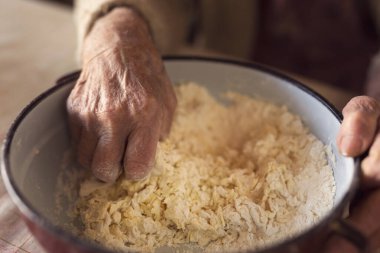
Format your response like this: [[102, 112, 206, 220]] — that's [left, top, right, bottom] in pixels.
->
[[3, 58, 356, 252]]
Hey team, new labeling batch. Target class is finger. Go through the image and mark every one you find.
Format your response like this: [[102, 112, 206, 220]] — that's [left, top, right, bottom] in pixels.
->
[[160, 108, 172, 140], [77, 127, 98, 169], [124, 125, 160, 180], [67, 112, 82, 146], [91, 132, 125, 183], [160, 79, 177, 139], [66, 78, 86, 146], [361, 133, 380, 187], [337, 96, 380, 156]]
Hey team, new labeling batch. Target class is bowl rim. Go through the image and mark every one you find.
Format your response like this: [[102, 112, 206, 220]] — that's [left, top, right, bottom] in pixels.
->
[[1, 56, 360, 253]]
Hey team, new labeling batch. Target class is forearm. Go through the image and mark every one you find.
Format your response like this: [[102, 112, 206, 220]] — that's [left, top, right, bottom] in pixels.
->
[[74, 0, 196, 61], [81, 7, 152, 64]]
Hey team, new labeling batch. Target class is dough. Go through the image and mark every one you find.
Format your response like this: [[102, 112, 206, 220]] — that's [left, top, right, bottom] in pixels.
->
[[76, 82, 335, 252]]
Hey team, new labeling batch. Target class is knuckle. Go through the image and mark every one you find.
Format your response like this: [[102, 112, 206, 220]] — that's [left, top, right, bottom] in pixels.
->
[[75, 75, 87, 86], [67, 92, 85, 114], [67, 106, 80, 118], [66, 93, 78, 111], [343, 96, 380, 116], [96, 113, 128, 136], [94, 104, 120, 117], [136, 97, 161, 118], [344, 112, 374, 133], [94, 109, 114, 120], [94, 110, 122, 128], [77, 109, 93, 121]]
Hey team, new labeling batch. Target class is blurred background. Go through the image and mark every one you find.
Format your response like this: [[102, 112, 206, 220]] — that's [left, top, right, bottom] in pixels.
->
[[38, 0, 380, 95]]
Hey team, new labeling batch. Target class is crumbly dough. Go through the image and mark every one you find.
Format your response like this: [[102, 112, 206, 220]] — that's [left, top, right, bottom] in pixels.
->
[[76, 83, 335, 252]]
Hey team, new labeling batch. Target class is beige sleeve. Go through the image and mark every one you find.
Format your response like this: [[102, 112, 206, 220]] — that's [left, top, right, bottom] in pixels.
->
[[74, 0, 196, 58], [195, 0, 257, 60]]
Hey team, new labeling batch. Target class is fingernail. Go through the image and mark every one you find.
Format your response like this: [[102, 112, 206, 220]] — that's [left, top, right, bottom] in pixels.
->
[[125, 170, 150, 181], [125, 164, 152, 181], [93, 166, 121, 183], [340, 135, 363, 156]]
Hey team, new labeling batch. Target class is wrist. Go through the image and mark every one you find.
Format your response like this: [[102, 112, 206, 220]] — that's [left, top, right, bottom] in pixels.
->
[[82, 7, 153, 63]]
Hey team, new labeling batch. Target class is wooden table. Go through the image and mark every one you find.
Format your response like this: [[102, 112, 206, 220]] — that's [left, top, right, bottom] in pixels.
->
[[0, 1, 356, 252]]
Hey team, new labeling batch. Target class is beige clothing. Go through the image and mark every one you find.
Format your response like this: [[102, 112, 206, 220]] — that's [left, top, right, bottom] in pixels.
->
[[74, 0, 380, 97], [74, 0, 380, 58], [74, 0, 258, 60], [74, 0, 195, 58]]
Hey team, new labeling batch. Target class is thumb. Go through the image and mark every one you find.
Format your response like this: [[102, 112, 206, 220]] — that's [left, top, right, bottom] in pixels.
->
[[337, 96, 380, 157]]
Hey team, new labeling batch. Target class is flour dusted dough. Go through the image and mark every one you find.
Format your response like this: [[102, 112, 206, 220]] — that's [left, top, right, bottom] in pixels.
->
[[77, 83, 335, 252]]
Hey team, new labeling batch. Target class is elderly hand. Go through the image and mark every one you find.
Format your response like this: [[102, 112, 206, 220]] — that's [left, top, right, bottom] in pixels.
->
[[66, 8, 176, 182], [323, 96, 380, 252]]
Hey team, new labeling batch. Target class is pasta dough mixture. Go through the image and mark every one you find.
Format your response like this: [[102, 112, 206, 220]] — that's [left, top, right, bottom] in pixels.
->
[[77, 83, 335, 252]]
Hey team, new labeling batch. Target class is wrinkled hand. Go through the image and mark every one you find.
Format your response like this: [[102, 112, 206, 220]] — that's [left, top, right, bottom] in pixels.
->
[[67, 8, 176, 182], [338, 96, 380, 186], [323, 96, 380, 252]]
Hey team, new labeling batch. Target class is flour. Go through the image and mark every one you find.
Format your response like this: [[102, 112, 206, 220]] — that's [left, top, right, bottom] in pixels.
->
[[76, 82, 335, 252]]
